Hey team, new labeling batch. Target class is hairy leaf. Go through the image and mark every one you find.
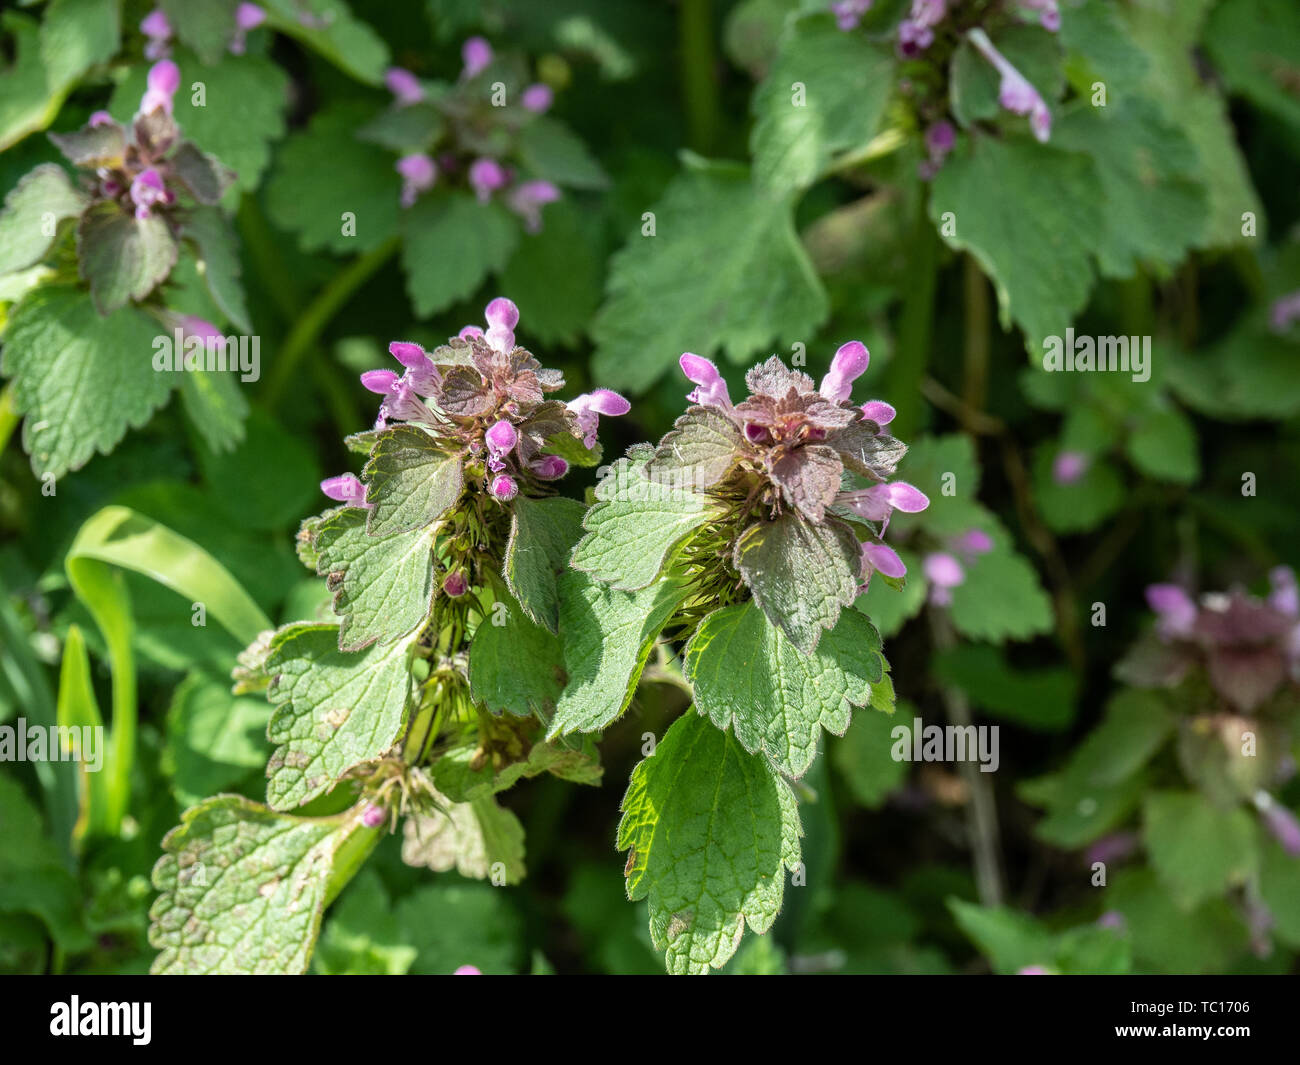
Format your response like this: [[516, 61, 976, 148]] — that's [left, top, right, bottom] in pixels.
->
[[504, 494, 586, 632], [0, 164, 88, 275], [402, 793, 526, 883], [361, 425, 464, 536], [647, 405, 743, 489], [401, 192, 519, 317], [77, 201, 178, 314]]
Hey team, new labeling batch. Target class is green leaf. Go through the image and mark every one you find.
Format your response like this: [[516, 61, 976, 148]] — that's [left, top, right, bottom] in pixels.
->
[[313, 870, 416, 975], [178, 366, 250, 454], [591, 161, 828, 393], [1034, 449, 1123, 533], [0, 164, 87, 275], [76, 201, 178, 314], [504, 494, 587, 632], [948, 900, 1056, 975], [618, 712, 802, 974], [733, 512, 861, 654], [933, 645, 1077, 733], [161, 0, 239, 64], [39, 0, 120, 92], [265, 624, 414, 809], [1143, 790, 1258, 909], [0, 14, 60, 153], [571, 450, 720, 592], [1259, 836, 1300, 949], [1, 285, 173, 477], [150, 796, 376, 973], [360, 425, 464, 537], [165, 671, 271, 808], [1106, 867, 1248, 975], [548, 571, 686, 736], [516, 115, 609, 189], [394, 882, 524, 974], [402, 793, 526, 883], [1167, 323, 1300, 420], [647, 405, 744, 489], [685, 602, 885, 778], [169, 141, 236, 206], [431, 736, 603, 803], [265, 103, 400, 253], [313, 507, 436, 651], [947, 543, 1053, 642], [121, 51, 287, 198], [262, 0, 391, 86], [401, 192, 520, 317], [1059, 0, 1149, 98], [468, 590, 565, 718], [1203, 0, 1300, 136], [1053, 98, 1207, 277], [750, 14, 894, 196], [197, 408, 322, 531], [1126, 405, 1200, 484], [930, 135, 1101, 347], [831, 697, 912, 809], [853, 547, 926, 637]]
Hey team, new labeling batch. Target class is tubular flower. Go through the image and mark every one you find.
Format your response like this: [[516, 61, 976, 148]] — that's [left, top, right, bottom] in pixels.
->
[[967, 28, 1051, 142]]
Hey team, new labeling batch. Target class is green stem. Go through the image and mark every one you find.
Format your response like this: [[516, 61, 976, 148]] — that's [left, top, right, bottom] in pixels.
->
[[679, 0, 720, 155], [323, 816, 384, 909], [0, 382, 18, 458], [888, 201, 939, 440], [261, 236, 400, 409], [962, 255, 989, 420], [237, 196, 305, 322]]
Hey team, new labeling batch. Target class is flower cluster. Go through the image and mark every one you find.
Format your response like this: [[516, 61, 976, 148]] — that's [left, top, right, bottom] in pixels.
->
[[834, 1, 1056, 179], [378, 38, 560, 230], [140, 4, 266, 60], [322, 297, 629, 508], [51, 61, 232, 220], [922, 528, 993, 606], [676, 343, 926, 586]]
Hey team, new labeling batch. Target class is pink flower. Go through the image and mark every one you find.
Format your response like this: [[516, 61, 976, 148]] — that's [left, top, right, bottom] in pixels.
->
[[360, 369, 433, 426], [840, 482, 929, 528], [321, 474, 370, 508], [229, 3, 265, 54], [530, 455, 569, 480], [1021, 0, 1061, 32], [461, 36, 493, 79], [88, 110, 116, 128], [831, 0, 873, 32], [484, 297, 519, 352], [679, 353, 732, 410], [1146, 583, 1197, 640], [129, 168, 170, 219], [388, 341, 441, 394], [177, 315, 223, 350], [385, 67, 425, 107], [506, 180, 560, 233], [140, 59, 181, 115], [1268, 566, 1298, 617], [1255, 791, 1300, 857], [490, 474, 518, 501], [454, 964, 482, 975], [860, 400, 896, 426], [141, 9, 172, 60], [1269, 290, 1300, 334], [567, 389, 631, 449], [952, 528, 993, 558], [923, 551, 964, 605], [819, 341, 870, 402], [361, 804, 386, 828], [396, 153, 437, 208], [1052, 450, 1090, 485], [861, 540, 907, 580], [485, 419, 518, 471], [443, 571, 469, 597], [469, 158, 508, 202], [967, 28, 1051, 142], [1017, 964, 1051, 975], [521, 83, 553, 113]]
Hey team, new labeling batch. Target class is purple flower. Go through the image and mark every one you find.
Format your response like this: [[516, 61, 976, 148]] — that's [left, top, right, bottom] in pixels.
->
[[568, 389, 631, 449], [454, 964, 482, 975], [830, 0, 873, 32], [484, 296, 520, 352], [530, 454, 569, 480], [506, 179, 560, 233], [1255, 791, 1300, 857], [1053, 450, 1090, 485], [1086, 831, 1138, 867], [1021, 0, 1061, 32], [861, 540, 907, 580], [819, 341, 870, 403], [967, 28, 1051, 142], [177, 315, 223, 349], [360, 368, 433, 426], [679, 353, 732, 410], [952, 528, 994, 558], [1269, 566, 1298, 617], [469, 157, 508, 203], [462, 36, 493, 79], [385, 67, 425, 107], [896, 0, 946, 57], [840, 482, 929, 528], [443, 571, 469, 597], [1270, 290, 1300, 334], [129, 168, 170, 219], [321, 473, 370, 508], [388, 341, 441, 394], [1017, 964, 1051, 975], [1146, 583, 1197, 640], [1096, 910, 1126, 932], [361, 803, 386, 828], [521, 83, 553, 113], [860, 400, 896, 426], [141, 9, 172, 59], [140, 59, 181, 116], [923, 551, 965, 605], [88, 110, 116, 128], [396, 153, 437, 208], [485, 418, 518, 471], [229, 3, 265, 54], [490, 474, 518, 501]]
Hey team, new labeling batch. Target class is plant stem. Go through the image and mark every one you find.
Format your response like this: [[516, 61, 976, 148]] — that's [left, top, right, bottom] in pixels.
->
[[261, 236, 400, 409], [961, 255, 989, 420], [929, 608, 1004, 907], [0, 382, 18, 458], [679, 0, 720, 155]]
